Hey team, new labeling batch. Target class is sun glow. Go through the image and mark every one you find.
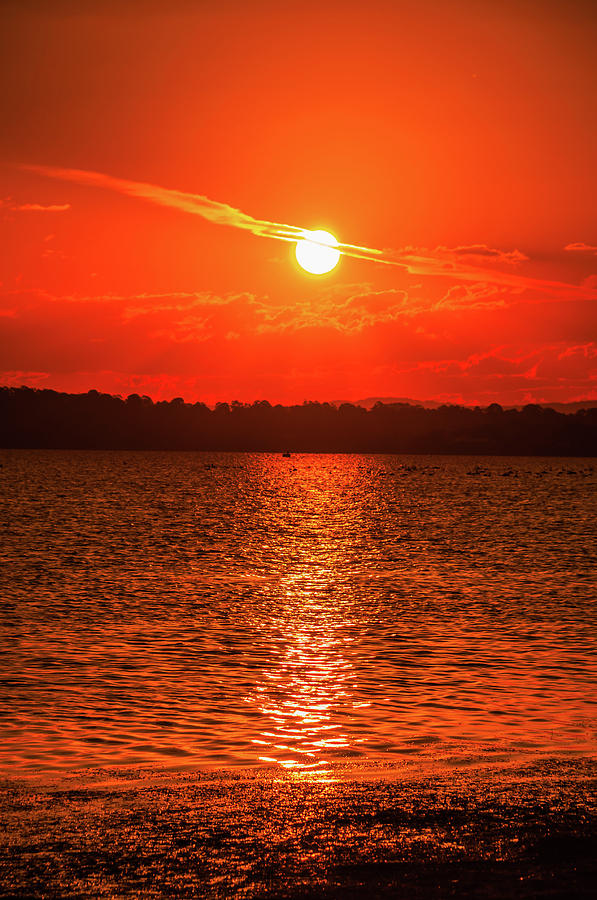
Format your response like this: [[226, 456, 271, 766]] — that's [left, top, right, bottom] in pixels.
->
[[295, 230, 341, 275]]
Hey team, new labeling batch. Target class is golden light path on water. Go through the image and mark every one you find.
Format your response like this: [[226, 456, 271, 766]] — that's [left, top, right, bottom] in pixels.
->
[[242, 458, 373, 780], [251, 574, 361, 778]]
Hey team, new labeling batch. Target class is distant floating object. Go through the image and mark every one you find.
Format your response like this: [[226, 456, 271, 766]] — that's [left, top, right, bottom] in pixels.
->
[[282, 451, 291, 458]]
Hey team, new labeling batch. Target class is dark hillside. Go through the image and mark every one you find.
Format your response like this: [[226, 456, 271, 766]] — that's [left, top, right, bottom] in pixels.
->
[[1, 387, 596, 455]]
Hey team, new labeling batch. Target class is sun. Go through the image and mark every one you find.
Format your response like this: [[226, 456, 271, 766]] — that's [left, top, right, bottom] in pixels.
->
[[295, 230, 341, 275]]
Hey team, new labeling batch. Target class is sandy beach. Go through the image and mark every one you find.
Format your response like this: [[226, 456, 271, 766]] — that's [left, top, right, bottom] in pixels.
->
[[1, 757, 595, 898]]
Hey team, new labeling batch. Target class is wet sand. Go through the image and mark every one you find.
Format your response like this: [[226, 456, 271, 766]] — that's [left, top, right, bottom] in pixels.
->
[[1, 757, 595, 898]]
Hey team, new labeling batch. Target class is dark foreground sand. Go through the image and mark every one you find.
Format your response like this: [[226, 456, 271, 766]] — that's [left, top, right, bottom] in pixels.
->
[[1, 757, 595, 899]]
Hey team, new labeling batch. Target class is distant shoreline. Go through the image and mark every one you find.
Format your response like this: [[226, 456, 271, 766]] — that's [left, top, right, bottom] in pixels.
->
[[2, 387, 596, 455], [2, 447, 597, 458]]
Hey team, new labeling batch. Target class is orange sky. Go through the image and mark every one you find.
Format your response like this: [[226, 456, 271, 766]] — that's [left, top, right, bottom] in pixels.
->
[[1, 0, 596, 405]]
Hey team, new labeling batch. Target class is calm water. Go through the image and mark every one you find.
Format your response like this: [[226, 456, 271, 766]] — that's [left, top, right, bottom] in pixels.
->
[[1, 451, 596, 775]]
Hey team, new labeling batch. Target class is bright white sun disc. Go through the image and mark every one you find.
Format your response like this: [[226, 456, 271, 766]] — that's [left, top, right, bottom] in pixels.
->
[[295, 230, 340, 275]]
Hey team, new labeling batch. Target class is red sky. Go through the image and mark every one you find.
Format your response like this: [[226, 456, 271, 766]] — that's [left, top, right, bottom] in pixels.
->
[[1, 0, 596, 406]]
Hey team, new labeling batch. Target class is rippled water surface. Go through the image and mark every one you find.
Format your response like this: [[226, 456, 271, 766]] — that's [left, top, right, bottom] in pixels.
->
[[1, 451, 596, 774]]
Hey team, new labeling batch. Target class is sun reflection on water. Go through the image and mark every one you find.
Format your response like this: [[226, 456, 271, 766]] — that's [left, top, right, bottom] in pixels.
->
[[246, 458, 369, 777], [251, 576, 362, 777]]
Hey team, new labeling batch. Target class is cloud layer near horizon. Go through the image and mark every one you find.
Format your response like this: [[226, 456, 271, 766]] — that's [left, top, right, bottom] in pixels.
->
[[1, 280, 596, 406]]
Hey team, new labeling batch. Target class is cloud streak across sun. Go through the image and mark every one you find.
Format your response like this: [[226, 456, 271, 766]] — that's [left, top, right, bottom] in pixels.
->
[[25, 164, 597, 302], [25, 164, 387, 264]]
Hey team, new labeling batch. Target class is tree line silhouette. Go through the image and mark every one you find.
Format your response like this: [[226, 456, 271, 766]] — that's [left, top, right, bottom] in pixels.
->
[[1, 386, 596, 455]]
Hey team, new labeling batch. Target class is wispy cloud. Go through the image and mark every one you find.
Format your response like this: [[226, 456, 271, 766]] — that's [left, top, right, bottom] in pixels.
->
[[1, 197, 70, 212], [387, 247, 597, 299], [565, 242, 597, 255], [24, 164, 597, 301], [438, 245, 528, 265], [25, 164, 384, 263]]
